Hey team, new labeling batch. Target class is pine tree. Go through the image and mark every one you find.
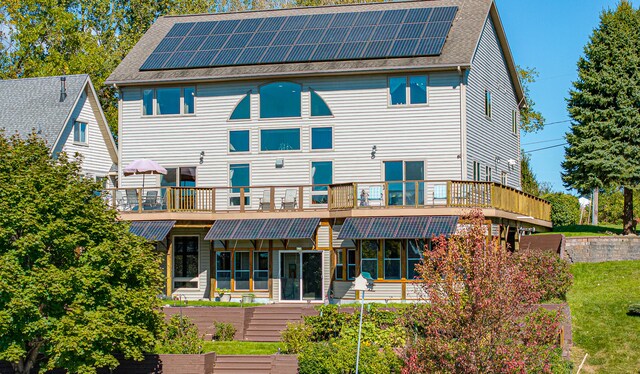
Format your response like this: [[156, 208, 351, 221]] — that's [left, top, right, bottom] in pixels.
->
[[562, 1, 640, 235]]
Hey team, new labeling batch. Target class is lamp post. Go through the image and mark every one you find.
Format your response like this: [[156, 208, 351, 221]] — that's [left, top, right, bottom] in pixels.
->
[[353, 272, 374, 374]]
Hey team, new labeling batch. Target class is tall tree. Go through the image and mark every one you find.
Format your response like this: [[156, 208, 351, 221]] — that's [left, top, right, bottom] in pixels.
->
[[0, 132, 164, 373], [562, 2, 640, 235], [517, 66, 545, 133], [521, 150, 541, 196]]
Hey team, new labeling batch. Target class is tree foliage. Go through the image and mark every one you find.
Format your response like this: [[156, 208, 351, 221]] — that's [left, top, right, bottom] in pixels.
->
[[156, 315, 203, 354], [521, 150, 541, 196], [562, 2, 640, 234], [0, 132, 164, 374], [542, 192, 580, 227], [517, 66, 545, 133], [401, 211, 565, 373]]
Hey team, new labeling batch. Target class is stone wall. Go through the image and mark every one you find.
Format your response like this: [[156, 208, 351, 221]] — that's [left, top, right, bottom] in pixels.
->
[[564, 236, 640, 263]]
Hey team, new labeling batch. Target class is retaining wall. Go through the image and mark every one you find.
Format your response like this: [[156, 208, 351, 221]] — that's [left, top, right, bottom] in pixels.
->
[[564, 236, 640, 263]]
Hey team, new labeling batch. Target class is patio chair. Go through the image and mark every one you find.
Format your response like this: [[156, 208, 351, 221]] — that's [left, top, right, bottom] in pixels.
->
[[143, 190, 161, 210], [281, 189, 298, 210], [124, 189, 139, 211], [259, 190, 271, 210]]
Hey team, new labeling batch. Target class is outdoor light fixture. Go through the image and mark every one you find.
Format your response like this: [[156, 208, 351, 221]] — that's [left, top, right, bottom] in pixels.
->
[[276, 158, 284, 168], [371, 145, 377, 159]]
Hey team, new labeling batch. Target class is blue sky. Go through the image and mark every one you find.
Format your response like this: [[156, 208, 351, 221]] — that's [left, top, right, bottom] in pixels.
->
[[495, 0, 622, 194]]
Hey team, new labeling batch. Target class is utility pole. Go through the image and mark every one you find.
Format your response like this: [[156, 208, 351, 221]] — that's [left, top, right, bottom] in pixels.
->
[[592, 188, 599, 226]]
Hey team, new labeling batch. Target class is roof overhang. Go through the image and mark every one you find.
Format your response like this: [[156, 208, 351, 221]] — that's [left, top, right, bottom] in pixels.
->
[[337, 216, 458, 240], [205, 218, 320, 241]]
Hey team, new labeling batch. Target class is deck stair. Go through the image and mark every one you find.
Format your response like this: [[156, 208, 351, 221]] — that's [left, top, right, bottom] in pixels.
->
[[212, 354, 297, 374], [243, 305, 318, 342]]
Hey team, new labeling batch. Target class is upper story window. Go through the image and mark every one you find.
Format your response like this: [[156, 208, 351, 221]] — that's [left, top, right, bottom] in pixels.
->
[[260, 82, 301, 118], [229, 130, 250, 153], [73, 122, 87, 144], [311, 127, 333, 150], [512, 109, 518, 134], [230, 93, 251, 120], [389, 75, 428, 106], [485, 89, 492, 119], [143, 86, 195, 116], [260, 128, 300, 151], [310, 90, 332, 117]]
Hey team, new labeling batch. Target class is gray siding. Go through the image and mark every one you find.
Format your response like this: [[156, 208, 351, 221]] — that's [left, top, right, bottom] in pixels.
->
[[466, 16, 521, 189]]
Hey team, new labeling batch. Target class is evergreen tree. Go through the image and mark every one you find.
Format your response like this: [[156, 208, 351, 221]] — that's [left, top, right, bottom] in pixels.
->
[[521, 150, 541, 196], [562, 2, 640, 234]]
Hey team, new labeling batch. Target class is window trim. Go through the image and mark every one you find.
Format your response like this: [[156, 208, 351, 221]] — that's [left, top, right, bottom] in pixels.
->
[[387, 75, 429, 107], [310, 126, 334, 151], [172, 235, 200, 290], [258, 81, 303, 120], [228, 91, 252, 122], [228, 129, 251, 154], [259, 128, 302, 153], [73, 121, 88, 145], [141, 86, 197, 117]]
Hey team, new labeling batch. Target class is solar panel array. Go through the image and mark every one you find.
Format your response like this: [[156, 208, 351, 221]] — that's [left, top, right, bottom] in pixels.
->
[[205, 218, 320, 240], [337, 216, 458, 240], [140, 6, 457, 71], [129, 220, 176, 241]]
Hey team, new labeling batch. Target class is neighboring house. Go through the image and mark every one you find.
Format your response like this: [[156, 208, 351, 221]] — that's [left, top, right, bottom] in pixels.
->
[[106, 0, 551, 303], [0, 74, 118, 186]]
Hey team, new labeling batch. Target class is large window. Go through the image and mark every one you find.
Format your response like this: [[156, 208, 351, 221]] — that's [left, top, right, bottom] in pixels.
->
[[384, 161, 424, 206], [335, 249, 344, 280], [389, 76, 428, 105], [235, 251, 250, 290], [230, 94, 251, 120], [347, 249, 356, 280], [361, 240, 379, 279], [229, 130, 250, 153], [174, 236, 198, 288], [384, 240, 402, 280], [216, 251, 231, 289], [407, 240, 424, 279], [260, 128, 300, 151], [260, 82, 301, 118], [230, 164, 250, 206], [311, 127, 333, 150], [310, 90, 332, 117], [142, 86, 195, 116], [253, 251, 269, 290], [73, 122, 87, 144], [311, 161, 332, 204]]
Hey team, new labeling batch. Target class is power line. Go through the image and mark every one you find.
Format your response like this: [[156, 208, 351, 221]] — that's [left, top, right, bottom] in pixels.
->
[[543, 119, 571, 126], [521, 137, 565, 146], [524, 143, 568, 153]]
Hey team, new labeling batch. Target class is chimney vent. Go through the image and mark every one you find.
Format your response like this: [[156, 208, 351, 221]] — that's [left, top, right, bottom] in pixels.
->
[[59, 77, 67, 102]]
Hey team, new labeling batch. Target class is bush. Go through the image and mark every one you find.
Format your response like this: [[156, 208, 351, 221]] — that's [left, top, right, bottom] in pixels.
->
[[281, 321, 313, 353], [517, 250, 573, 302], [339, 321, 406, 347], [629, 303, 640, 316], [156, 315, 203, 354], [212, 321, 236, 341], [543, 192, 581, 227], [298, 339, 402, 374], [304, 305, 348, 341]]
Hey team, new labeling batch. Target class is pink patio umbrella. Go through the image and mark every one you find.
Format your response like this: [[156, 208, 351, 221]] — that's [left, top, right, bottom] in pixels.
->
[[123, 159, 167, 189]]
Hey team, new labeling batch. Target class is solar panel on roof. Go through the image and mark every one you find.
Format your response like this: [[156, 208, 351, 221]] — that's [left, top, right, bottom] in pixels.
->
[[130, 221, 176, 241], [337, 216, 458, 240], [141, 6, 457, 71], [204, 218, 319, 240]]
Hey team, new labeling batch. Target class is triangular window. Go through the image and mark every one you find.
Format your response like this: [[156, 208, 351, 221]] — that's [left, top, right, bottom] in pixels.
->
[[230, 93, 250, 120], [310, 90, 332, 117]]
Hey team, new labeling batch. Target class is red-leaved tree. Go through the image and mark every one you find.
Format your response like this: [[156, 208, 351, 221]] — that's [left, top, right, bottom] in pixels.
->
[[402, 211, 564, 373]]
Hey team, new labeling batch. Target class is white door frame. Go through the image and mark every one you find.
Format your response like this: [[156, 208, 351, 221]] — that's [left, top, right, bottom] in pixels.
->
[[277, 250, 325, 303]]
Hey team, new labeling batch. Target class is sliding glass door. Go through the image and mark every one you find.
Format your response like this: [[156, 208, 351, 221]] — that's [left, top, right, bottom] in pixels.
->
[[280, 252, 322, 301]]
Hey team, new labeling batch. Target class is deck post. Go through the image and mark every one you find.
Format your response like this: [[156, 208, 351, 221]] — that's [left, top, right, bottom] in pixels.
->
[[327, 185, 332, 209], [298, 186, 304, 211], [240, 188, 245, 212], [446, 181, 452, 206], [270, 186, 275, 212], [137, 188, 143, 213]]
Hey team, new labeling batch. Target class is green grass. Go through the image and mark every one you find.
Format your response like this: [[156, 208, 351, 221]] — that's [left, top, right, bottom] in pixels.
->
[[202, 341, 283, 355], [163, 300, 263, 308], [567, 261, 640, 373], [537, 223, 623, 237]]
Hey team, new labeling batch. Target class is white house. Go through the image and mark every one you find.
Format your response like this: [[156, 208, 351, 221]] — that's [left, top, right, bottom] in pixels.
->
[[106, 0, 551, 303], [0, 74, 118, 185]]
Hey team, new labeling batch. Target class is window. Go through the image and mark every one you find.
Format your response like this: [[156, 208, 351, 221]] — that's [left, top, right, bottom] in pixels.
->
[[253, 251, 269, 290], [473, 161, 481, 181], [161, 167, 196, 187], [501, 171, 508, 185], [235, 251, 250, 290], [310, 90, 332, 116], [389, 75, 428, 105], [347, 249, 356, 280], [384, 161, 424, 206], [485, 89, 492, 118], [384, 240, 402, 280], [230, 164, 250, 206], [485, 166, 492, 182], [73, 122, 87, 144], [174, 236, 198, 288], [512, 109, 518, 134], [260, 128, 300, 151], [216, 251, 231, 289], [407, 240, 424, 279], [311, 127, 333, 150], [335, 249, 344, 280], [361, 240, 379, 279], [311, 161, 332, 204], [229, 130, 250, 153], [260, 82, 301, 118], [230, 94, 251, 120], [143, 87, 195, 116]]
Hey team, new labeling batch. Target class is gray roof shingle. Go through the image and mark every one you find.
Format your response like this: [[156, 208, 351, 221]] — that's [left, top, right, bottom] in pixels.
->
[[0, 74, 89, 147], [106, 0, 493, 86]]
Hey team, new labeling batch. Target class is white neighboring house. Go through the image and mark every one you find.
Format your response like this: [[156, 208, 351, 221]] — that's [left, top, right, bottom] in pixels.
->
[[0, 74, 118, 186]]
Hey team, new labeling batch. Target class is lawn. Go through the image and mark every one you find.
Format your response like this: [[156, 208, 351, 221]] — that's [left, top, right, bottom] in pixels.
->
[[202, 341, 283, 355], [537, 223, 623, 237], [163, 300, 263, 308], [567, 261, 640, 373]]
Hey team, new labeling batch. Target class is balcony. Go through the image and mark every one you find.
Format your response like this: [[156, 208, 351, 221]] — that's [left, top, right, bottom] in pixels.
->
[[104, 180, 551, 225]]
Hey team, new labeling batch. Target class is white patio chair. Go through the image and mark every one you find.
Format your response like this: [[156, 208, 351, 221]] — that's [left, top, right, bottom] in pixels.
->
[[281, 189, 298, 210], [259, 190, 271, 210]]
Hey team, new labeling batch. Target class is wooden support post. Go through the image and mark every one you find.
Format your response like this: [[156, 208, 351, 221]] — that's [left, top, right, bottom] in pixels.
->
[[240, 188, 245, 212], [270, 186, 275, 212], [446, 181, 452, 206], [298, 186, 304, 211], [210, 244, 215, 300], [211, 188, 216, 213], [327, 185, 332, 210], [138, 188, 143, 213]]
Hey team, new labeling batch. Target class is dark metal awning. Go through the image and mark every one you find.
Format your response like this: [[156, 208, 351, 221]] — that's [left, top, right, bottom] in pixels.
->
[[337, 216, 458, 240], [129, 220, 176, 241], [205, 218, 320, 241]]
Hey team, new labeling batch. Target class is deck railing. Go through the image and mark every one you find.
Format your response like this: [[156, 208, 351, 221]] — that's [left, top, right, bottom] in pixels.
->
[[103, 180, 551, 221]]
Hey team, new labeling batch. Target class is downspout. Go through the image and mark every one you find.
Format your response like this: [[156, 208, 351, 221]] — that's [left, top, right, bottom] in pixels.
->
[[458, 66, 468, 180]]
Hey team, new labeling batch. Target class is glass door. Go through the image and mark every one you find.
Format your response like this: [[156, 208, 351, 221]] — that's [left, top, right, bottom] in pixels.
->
[[281, 253, 300, 301], [280, 252, 323, 301], [302, 253, 322, 300]]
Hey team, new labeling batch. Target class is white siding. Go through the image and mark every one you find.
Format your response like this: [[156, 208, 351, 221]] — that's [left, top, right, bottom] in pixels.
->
[[466, 17, 521, 189], [322, 250, 331, 301], [317, 225, 331, 249], [61, 88, 113, 178], [119, 72, 462, 192]]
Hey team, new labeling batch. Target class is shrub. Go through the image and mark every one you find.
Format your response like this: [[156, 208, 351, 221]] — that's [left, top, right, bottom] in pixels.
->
[[304, 304, 348, 341], [339, 321, 406, 348], [298, 339, 402, 374], [281, 321, 313, 354], [517, 250, 573, 302], [629, 303, 640, 316], [543, 192, 580, 227], [156, 315, 203, 354], [212, 321, 236, 341]]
